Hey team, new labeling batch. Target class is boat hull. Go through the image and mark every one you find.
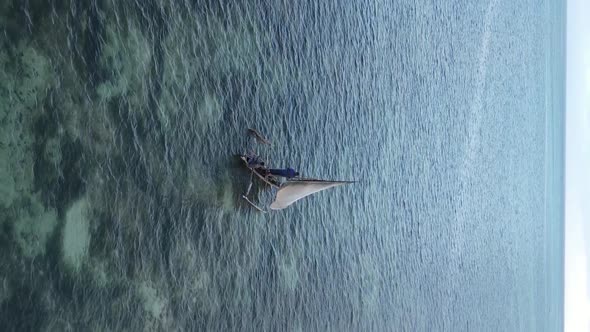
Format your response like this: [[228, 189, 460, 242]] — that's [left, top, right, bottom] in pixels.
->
[[238, 155, 280, 188]]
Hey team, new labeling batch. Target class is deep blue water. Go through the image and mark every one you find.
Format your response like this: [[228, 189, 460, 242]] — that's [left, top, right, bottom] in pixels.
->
[[0, 0, 564, 330]]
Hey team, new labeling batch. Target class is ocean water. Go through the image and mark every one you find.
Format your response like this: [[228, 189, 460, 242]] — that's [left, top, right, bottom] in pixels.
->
[[0, 0, 564, 331]]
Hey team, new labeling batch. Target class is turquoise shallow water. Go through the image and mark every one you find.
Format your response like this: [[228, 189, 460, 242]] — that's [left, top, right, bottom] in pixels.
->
[[0, 0, 564, 330]]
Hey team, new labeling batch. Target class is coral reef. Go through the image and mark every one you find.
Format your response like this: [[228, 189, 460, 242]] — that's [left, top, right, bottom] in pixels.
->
[[0, 0, 267, 329]]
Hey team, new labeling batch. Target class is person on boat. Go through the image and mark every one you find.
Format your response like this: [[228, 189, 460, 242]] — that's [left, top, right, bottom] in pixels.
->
[[268, 167, 299, 179], [245, 153, 265, 169]]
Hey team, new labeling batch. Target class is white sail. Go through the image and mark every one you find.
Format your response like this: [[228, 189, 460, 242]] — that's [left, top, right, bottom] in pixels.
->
[[269, 180, 353, 210]]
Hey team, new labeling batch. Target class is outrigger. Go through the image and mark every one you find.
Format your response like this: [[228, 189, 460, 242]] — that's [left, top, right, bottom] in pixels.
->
[[240, 130, 354, 212], [247, 128, 272, 145]]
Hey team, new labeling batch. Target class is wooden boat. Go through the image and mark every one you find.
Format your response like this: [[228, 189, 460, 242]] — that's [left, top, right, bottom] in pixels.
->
[[239, 130, 353, 211]]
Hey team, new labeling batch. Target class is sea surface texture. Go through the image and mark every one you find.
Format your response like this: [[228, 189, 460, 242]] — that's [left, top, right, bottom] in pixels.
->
[[0, 0, 564, 330]]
